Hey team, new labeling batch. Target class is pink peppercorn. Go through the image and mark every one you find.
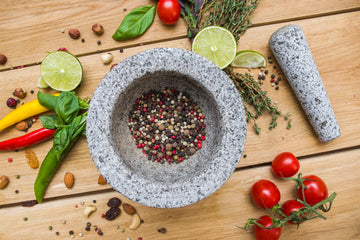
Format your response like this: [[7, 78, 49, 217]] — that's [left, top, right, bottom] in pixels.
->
[[101, 213, 105, 218], [8, 158, 13, 162], [201, 135, 206, 140]]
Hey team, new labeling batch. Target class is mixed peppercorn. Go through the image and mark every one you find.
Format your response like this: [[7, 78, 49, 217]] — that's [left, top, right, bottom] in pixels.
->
[[128, 88, 206, 164]]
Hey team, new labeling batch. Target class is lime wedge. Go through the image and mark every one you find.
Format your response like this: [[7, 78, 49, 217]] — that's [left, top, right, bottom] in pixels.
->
[[37, 76, 49, 89], [192, 26, 237, 69], [231, 50, 267, 69], [40, 51, 83, 91]]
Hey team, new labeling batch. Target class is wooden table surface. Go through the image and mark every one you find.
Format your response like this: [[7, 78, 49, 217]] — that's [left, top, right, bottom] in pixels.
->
[[1, 1, 360, 239]]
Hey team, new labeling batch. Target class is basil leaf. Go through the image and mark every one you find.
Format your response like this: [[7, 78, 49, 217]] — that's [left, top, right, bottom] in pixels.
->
[[55, 92, 80, 124], [39, 115, 57, 129], [112, 5, 156, 41], [37, 91, 59, 111], [53, 127, 71, 159]]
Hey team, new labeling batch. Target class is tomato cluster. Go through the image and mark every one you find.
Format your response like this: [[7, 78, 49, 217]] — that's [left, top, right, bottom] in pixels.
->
[[243, 152, 336, 240]]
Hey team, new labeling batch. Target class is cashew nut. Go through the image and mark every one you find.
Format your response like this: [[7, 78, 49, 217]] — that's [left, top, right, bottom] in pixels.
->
[[128, 213, 141, 230], [83, 205, 97, 217]]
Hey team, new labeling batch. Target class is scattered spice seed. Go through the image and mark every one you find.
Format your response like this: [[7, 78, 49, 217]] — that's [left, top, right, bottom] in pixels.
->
[[15, 174, 20, 179], [30, 90, 34, 94], [93, 200, 97, 203], [120, 228, 125, 233], [81, 38, 85, 43], [264, 69, 268, 74], [275, 86, 279, 90], [69, 230, 74, 235], [6, 98, 17, 108], [128, 88, 206, 164], [97, 40, 101, 45], [119, 48, 124, 53], [243, 154, 247, 158], [158, 227, 167, 233], [56, 232, 60, 236], [8, 158, 12, 162], [15, 190, 19, 194], [271, 74, 275, 79], [48, 226, 53, 231], [23, 217, 28, 221]]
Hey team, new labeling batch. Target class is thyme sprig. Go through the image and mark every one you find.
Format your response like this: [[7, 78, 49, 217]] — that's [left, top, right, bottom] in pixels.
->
[[199, 0, 260, 41], [226, 70, 292, 134], [180, 0, 292, 133]]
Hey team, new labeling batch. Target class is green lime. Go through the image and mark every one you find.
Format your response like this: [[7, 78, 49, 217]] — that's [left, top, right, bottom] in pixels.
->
[[40, 51, 83, 91], [192, 26, 237, 69], [37, 76, 49, 89], [231, 50, 267, 69]]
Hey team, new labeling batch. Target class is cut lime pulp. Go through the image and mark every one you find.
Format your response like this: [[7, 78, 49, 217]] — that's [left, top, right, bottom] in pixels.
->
[[231, 50, 267, 69], [192, 26, 237, 69], [40, 51, 83, 91]]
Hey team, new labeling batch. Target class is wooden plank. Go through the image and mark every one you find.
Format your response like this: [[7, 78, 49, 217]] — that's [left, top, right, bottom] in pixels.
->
[[252, 0, 360, 25], [0, 0, 188, 71], [1, 0, 360, 70], [0, 12, 359, 205], [0, 147, 358, 239], [238, 11, 360, 165]]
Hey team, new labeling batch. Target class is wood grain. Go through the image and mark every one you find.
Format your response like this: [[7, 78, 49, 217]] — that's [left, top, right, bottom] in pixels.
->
[[1, 0, 359, 70], [0, 148, 359, 239], [0, 12, 359, 206]]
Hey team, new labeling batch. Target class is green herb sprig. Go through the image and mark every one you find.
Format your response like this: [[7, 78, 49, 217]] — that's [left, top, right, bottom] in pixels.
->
[[199, 0, 260, 42], [180, 0, 292, 133], [226, 70, 292, 134]]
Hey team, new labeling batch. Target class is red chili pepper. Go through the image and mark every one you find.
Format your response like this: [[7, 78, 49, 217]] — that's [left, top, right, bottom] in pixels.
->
[[0, 128, 56, 151]]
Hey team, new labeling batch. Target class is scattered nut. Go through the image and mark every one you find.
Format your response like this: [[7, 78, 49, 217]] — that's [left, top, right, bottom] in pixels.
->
[[64, 172, 74, 189], [83, 205, 97, 217], [68, 29, 81, 39], [92, 24, 104, 35], [0, 175, 9, 189], [123, 203, 137, 215], [98, 174, 107, 185], [128, 213, 141, 230], [15, 121, 29, 131], [0, 54, 7, 65], [101, 53, 113, 65], [13, 88, 26, 98]]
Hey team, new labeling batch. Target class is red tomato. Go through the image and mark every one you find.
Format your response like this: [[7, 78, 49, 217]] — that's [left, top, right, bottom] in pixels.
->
[[281, 199, 306, 225], [254, 215, 282, 240], [157, 0, 181, 25], [272, 152, 300, 177], [251, 180, 281, 209], [297, 175, 328, 206]]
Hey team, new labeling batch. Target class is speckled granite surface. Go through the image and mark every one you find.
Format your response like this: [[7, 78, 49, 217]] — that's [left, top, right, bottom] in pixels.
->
[[269, 25, 341, 142], [86, 48, 247, 208]]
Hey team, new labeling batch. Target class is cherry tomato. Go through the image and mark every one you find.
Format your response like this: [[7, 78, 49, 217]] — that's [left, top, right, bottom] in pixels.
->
[[272, 152, 299, 177], [254, 215, 282, 240], [297, 175, 328, 206], [281, 199, 306, 225], [251, 180, 281, 209], [157, 0, 181, 25]]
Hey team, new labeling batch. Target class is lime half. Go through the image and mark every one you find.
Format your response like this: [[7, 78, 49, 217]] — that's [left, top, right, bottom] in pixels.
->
[[192, 26, 237, 69], [37, 76, 49, 89], [231, 50, 267, 69], [40, 51, 83, 91]]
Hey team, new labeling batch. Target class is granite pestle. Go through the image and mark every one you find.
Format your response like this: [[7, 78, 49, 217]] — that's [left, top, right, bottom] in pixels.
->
[[269, 25, 341, 142]]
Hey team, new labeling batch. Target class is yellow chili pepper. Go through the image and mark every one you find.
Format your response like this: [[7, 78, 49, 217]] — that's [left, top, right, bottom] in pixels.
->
[[0, 93, 60, 132]]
